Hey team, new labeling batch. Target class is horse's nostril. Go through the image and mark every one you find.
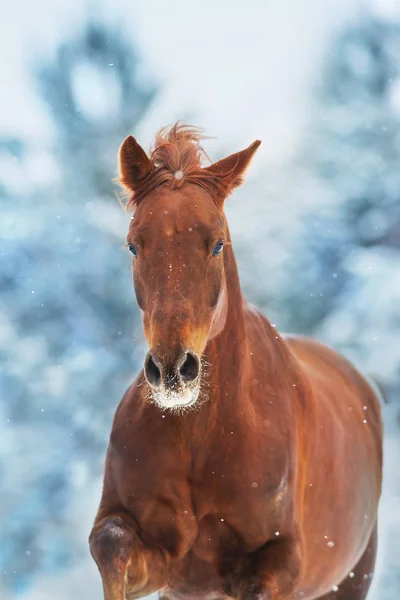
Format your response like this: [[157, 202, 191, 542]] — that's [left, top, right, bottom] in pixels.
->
[[144, 354, 161, 388], [179, 352, 200, 383]]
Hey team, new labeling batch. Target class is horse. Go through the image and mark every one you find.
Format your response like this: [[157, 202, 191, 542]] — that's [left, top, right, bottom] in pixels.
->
[[89, 124, 382, 600]]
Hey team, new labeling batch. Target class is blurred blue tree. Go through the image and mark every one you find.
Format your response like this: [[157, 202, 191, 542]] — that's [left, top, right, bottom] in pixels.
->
[[0, 21, 156, 595], [281, 13, 400, 403]]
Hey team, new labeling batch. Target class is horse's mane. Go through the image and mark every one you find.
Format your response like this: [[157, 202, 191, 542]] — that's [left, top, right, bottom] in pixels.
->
[[126, 123, 227, 209]]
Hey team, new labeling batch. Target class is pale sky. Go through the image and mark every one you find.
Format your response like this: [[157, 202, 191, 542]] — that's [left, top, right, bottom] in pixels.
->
[[0, 0, 366, 168]]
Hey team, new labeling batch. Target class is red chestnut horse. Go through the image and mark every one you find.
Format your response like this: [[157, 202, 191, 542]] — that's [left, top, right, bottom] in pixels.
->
[[90, 125, 382, 600]]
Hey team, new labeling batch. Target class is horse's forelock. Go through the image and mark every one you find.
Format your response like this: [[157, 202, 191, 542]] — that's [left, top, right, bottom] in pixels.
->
[[126, 123, 223, 210]]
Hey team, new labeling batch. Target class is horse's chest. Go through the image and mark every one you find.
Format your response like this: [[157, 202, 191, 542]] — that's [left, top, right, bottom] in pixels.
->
[[120, 420, 291, 565], [189, 458, 289, 560]]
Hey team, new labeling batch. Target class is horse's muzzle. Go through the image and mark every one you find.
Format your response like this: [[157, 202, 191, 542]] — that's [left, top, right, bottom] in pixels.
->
[[144, 350, 201, 408]]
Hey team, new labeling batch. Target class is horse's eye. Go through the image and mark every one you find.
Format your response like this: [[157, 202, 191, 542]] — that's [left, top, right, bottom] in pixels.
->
[[128, 244, 138, 258], [212, 241, 224, 256]]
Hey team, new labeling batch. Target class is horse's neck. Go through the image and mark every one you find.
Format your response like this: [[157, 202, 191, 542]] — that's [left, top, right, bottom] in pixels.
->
[[204, 246, 294, 407], [206, 248, 248, 394]]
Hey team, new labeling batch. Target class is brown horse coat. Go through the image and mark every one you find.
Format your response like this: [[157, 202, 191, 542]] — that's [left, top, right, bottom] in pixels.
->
[[90, 125, 382, 600]]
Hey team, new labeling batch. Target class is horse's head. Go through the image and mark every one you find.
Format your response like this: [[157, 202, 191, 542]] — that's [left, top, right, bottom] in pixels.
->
[[119, 125, 260, 409]]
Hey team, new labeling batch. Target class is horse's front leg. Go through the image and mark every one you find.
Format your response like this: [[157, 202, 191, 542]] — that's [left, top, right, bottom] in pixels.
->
[[89, 514, 170, 600], [223, 536, 302, 600]]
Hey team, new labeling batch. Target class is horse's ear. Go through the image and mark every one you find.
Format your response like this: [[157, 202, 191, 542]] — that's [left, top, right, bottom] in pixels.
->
[[205, 140, 261, 202], [119, 135, 153, 191]]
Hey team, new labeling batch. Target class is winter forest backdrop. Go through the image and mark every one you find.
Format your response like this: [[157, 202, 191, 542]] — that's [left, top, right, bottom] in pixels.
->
[[1, 0, 399, 598]]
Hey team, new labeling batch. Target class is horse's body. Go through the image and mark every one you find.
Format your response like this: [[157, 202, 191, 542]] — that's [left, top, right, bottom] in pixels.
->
[[90, 125, 382, 600]]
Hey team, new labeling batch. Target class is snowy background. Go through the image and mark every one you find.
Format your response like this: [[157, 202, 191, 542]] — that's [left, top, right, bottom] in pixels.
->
[[1, 0, 399, 598]]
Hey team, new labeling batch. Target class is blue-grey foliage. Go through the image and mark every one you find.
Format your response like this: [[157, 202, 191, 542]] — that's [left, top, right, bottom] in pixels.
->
[[0, 21, 156, 594], [281, 14, 400, 397]]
